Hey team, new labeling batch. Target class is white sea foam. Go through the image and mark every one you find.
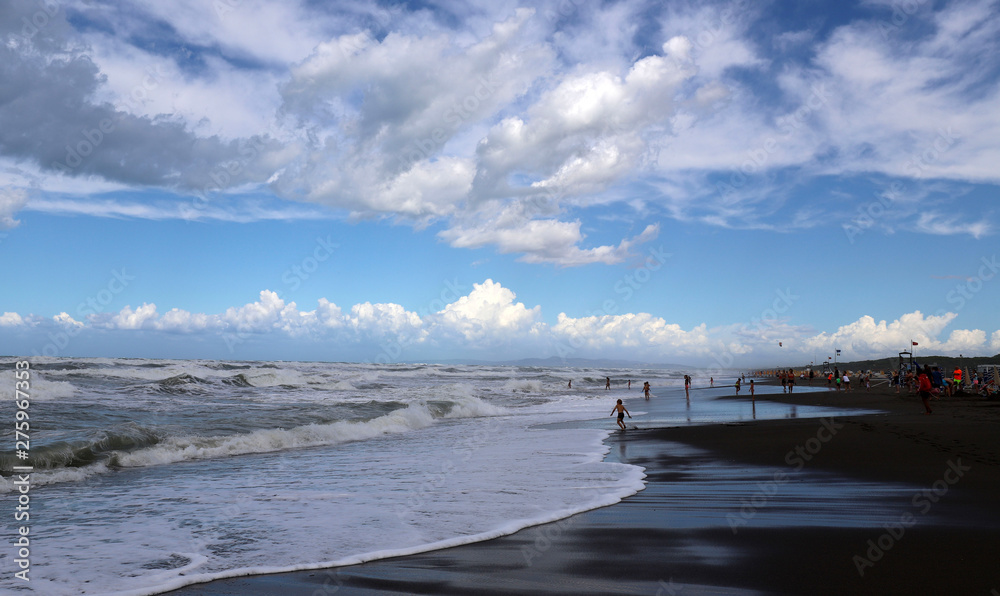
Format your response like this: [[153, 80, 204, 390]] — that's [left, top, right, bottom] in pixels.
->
[[0, 358, 647, 596], [116, 404, 437, 468], [0, 370, 77, 400], [502, 378, 545, 393], [237, 368, 312, 387], [0, 461, 112, 493]]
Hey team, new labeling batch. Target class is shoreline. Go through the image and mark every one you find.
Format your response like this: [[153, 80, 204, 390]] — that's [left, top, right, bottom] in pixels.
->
[[166, 380, 1000, 595]]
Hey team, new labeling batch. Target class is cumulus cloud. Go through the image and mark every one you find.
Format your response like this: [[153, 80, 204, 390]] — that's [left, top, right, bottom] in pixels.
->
[[4, 277, 1000, 364], [552, 312, 715, 356], [52, 312, 84, 327], [0, 188, 29, 229], [802, 311, 959, 357], [432, 279, 541, 341], [0, 312, 26, 327]]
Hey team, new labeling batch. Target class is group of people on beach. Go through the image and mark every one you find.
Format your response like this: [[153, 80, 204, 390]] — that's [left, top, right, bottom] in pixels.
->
[[893, 366, 996, 398]]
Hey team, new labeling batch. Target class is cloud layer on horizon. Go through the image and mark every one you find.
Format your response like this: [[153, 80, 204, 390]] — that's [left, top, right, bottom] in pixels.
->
[[3, 279, 998, 365]]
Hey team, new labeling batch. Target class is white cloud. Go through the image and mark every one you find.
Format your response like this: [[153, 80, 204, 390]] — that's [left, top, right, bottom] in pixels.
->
[[222, 290, 287, 332], [53, 312, 83, 327], [3, 279, 1000, 364], [915, 212, 990, 239], [553, 312, 715, 355], [802, 311, 959, 357], [0, 312, 26, 326], [432, 279, 541, 341], [157, 308, 220, 333], [349, 302, 424, 339], [0, 188, 28, 229], [110, 303, 159, 330], [1, 0, 998, 261]]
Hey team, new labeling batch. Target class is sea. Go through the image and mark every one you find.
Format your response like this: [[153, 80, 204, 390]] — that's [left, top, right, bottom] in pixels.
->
[[0, 357, 850, 595]]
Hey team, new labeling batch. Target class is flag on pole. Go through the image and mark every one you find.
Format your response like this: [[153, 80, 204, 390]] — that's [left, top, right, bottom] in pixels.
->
[[912, 341, 918, 346], [836, 349, 841, 354]]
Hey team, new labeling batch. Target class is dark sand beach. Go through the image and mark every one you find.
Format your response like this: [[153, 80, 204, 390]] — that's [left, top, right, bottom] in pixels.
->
[[168, 378, 1000, 595]]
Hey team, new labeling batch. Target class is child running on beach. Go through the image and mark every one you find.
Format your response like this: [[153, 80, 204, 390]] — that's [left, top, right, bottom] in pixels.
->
[[610, 399, 631, 430]]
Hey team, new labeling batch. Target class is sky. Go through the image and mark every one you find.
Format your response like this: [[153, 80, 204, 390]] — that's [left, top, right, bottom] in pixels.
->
[[1, 0, 998, 368]]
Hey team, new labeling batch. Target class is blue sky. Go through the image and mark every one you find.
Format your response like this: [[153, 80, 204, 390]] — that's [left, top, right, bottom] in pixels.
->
[[1, 0, 998, 367]]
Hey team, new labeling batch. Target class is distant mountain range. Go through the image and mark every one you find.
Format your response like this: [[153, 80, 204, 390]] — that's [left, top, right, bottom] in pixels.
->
[[431, 356, 690, 369]]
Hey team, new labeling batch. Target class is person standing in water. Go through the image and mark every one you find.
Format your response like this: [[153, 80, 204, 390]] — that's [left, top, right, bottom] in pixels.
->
[[606, 376, 611, 390], [610, 399, 631, 430], [684, 374, 691, 399]]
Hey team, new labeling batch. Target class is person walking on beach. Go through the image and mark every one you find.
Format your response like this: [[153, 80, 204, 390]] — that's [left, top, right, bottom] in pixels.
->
[[787, 369, 795, 393], [610, 399, 631, 430], [606, 376, 611, 390], [735, 377, 741, 395], [710, 376, 714, 387], [684, 374, 691, 399], [918, 365, 933, 414], [749, 379, 754, 398]]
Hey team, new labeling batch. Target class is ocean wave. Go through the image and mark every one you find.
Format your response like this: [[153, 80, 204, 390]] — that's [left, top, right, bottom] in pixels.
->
[[229, 369, 310, 387], [0, 371, 77, 400], [116, 404, 438, 468], [502, 379, 544, 393], [0, 423, 161, 472], [149, 373, 212, 394], [0, 393, 505, 490]]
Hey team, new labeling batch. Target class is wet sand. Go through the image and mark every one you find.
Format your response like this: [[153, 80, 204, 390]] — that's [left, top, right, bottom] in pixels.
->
[[167, 378, 1000, 595]]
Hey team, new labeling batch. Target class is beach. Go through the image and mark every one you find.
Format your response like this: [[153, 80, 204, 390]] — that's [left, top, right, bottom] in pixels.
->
[[166, 378, 1000, 595]]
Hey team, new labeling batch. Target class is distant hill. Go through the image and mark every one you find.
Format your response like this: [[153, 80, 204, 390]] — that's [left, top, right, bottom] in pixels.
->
[[803, 354, 1000, 371], [432, 356, 688, 369]]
